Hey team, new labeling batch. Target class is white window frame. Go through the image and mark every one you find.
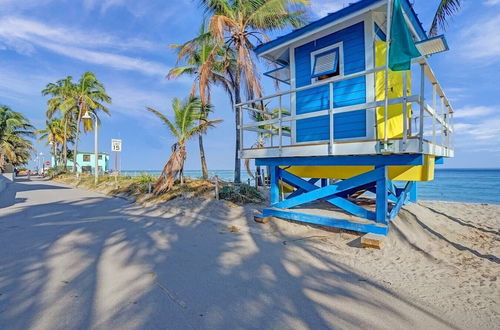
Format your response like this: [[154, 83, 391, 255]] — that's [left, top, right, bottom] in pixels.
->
[[310, 42, 344, 85]]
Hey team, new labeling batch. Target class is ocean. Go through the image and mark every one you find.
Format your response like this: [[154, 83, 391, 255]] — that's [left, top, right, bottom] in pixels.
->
[[120, 169, 500, 205]]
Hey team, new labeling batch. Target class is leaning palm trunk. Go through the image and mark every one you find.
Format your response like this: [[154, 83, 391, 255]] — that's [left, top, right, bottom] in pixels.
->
[[0, 151, 4, 172], [153, 144, 187, 194], [198, 130, 208, 179]]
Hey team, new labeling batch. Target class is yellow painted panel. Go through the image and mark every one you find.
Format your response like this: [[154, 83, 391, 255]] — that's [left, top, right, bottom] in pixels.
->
[[389, 155, 435, 181], [375, 41, 412, 139], [284, 156, 435, 182], [286, 166, 371, 180]]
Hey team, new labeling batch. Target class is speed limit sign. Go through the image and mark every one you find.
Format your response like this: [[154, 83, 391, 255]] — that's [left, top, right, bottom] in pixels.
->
[[111, 139, 122, 152]]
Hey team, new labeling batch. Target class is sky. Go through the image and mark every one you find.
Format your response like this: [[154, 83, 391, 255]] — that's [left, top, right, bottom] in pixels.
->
[[1, 0, 499, 171]]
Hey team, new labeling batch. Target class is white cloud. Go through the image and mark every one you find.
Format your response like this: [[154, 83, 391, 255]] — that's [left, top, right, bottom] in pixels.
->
[[452, 105, 500, 149], [0, 17, 156, 52], [310, 0, 349, 18], [485, 0, 500, 5], [453, 106, 495, 118], [459, 15, 500, 61], [0, 16, 168, 76], [455, 118, 500, 141], [39, 42, 167, 76]]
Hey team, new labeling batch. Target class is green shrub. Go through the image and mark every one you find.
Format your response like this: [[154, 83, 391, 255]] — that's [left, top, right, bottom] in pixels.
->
[[136, 173, 155, 191], [219, 183, 264, 204]]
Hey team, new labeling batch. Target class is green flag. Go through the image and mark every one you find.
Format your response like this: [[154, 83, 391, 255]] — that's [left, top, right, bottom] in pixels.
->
[[389, 0, 421, 71]]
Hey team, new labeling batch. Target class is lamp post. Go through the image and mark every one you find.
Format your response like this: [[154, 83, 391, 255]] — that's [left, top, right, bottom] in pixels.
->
[[39, 152, 44, 176], [82, 111, 99, 184]]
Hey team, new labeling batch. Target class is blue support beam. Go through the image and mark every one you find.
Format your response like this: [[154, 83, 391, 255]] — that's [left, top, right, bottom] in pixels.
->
[[275, 167, 385, 209], [375, 167, 389, 225], [389, 181, 414, 220], [257, 155, 421, 236], [262, 208, 389, 235], [256, 154, 424, 167], [279, 169, 376, 220], [286, 178, 319, 199], [435, 156, 445, 164], [270, 166, 280, 205], [409, 182, 418, 203]]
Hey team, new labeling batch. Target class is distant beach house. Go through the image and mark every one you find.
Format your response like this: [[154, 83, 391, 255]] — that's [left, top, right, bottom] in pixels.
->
[[52, 152, 110, 173]]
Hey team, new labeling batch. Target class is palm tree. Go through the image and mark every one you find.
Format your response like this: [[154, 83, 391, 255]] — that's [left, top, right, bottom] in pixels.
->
[[430, 0, 461, 36], [36, 118, 74, 168], [0, 105, 35, 170], [42, 76, 77, 171], [146, 96, 222, 193], [168, 23, 232, 180], [200, 0, 310, 183], [59, 72, 111, 173]]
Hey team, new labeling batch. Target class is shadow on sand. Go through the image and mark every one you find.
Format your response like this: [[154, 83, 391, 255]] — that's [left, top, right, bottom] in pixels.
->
[[0, 180, 459, 329]]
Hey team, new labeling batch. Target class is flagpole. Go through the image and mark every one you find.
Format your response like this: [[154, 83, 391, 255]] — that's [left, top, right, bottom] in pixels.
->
[[383, 0, 392, 149]]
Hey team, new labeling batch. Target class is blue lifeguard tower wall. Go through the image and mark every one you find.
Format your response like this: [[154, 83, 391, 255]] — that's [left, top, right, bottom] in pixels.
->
[[237, 0, 454, 235]]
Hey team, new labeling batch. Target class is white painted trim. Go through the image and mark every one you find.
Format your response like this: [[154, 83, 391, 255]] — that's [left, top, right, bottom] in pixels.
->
[[258, 0, 385, 58], [364, 12, 376, 140], [241, 138, 453, 159], [289, 46, 297, 144], [310, 42, 344, 84]]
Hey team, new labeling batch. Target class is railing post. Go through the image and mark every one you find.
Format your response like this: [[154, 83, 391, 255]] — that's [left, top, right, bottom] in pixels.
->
[[450, 111, 454, 153], [440, 96, 445, 148], [419, 63, 425, 153], [432, 83, 437, 154], [239, 105, 243, 157], [329, 82, 334, 155], [402, 71, 408, 151], [383, 0, 392, 150], [446, 106, 450, 150], [278, 95, 283, 153]]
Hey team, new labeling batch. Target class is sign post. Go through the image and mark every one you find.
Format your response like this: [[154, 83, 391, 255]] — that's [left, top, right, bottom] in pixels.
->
[[111, 139, 122, 186]]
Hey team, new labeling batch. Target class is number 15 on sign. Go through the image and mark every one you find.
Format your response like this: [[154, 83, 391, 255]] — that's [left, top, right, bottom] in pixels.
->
[[111, 139, 122, 152]]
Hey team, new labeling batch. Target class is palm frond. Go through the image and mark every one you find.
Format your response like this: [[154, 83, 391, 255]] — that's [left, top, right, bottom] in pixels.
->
[[430, 0, 461, 36], [146, 106, 180, 139]]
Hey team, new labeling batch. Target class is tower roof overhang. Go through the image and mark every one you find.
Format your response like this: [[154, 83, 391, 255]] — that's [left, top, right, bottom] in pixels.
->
[[255, 0, 427, 64]]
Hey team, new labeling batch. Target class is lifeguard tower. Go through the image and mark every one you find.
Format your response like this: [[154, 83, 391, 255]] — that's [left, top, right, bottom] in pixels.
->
[[236, 0, 454, 235]]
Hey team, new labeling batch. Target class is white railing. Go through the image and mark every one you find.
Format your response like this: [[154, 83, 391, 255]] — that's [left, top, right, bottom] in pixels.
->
[[236, 57, 454, 157]]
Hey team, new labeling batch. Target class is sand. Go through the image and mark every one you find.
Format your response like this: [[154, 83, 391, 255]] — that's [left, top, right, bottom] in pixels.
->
[[152, 197, 500, 329], [1, 178, 498, 329]]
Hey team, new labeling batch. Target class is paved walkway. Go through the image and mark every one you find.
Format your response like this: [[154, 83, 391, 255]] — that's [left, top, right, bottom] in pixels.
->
[[0, 177, 459, 329]]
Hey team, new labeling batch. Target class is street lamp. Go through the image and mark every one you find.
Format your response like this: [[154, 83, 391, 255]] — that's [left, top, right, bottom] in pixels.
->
[[39, 152, 44, 176], [82, 111, 99, 184]]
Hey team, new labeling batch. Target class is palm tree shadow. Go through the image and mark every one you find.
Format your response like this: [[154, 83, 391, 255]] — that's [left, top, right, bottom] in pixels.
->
[[0, 187, 462, 329], [422, 204, 499, 236], [404, 209, 500, 264]]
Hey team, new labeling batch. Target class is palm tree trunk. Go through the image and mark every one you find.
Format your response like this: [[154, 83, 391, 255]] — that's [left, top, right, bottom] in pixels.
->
[[72, 115, 81, 174], [199, 129, 208, 179], [53, 142, 58, 168], [234, 74, 242, 184], [63, 116, 68, 171]]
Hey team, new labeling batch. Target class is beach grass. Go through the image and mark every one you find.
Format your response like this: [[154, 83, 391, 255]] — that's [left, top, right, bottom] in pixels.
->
[[51, 173, 264, 205]]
